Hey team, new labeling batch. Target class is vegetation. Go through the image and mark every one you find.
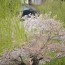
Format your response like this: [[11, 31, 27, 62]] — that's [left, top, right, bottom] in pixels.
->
[[0, 0, 26, 55], [35, 0, 65, 27], [0, 0, 65, 65], [33, 0, 65, 65], [43, 56, 65, 65]]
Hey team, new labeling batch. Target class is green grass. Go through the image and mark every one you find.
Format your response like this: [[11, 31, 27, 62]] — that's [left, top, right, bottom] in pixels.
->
[[35, 0, 65, 27], [47, 51, 56, 58], [42, 56, 65, 65], [0, 0, 26, 55]]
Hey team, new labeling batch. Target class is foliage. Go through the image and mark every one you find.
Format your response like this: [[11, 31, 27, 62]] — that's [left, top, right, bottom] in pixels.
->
[[0, 0, 26, 55], [0, 0, 21, 18]]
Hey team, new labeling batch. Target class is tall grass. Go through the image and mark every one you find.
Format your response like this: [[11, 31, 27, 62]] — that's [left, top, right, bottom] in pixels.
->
[[35, 0, 65, 27], [0, 0, 25, 55]]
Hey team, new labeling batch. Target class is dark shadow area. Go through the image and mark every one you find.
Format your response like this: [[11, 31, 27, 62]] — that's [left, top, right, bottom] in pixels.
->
[[22, 9, 36, 17], [19, 62, 26, 65], [18, 56, 26, 65], [30, 55, 43, 65]]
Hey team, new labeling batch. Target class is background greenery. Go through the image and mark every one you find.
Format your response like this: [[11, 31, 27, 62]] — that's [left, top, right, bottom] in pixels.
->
[[0, 0, 26, 55], [35, 0, 65, 27], [43, 56, 65, 65]]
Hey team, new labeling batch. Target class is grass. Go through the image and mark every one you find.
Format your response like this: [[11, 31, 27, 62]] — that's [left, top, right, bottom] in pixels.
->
[[35, 0, 65, 27], [0, 0, 26, 55], [47, 51, 56, 58], [42, 56, 65, 65]]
